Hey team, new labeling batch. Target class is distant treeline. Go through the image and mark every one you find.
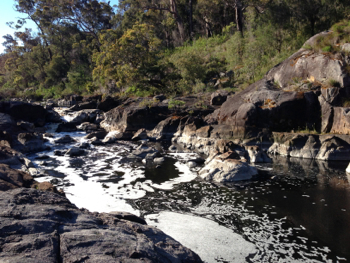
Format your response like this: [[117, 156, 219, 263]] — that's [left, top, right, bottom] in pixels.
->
[[0, 0, 349, 99]]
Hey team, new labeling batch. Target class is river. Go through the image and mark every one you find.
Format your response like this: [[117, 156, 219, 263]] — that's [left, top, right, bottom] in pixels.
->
[[28, 124, 350, 262]]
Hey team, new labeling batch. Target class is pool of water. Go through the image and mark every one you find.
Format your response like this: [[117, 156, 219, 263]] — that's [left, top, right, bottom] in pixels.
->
[[29, 129, 350, 262]]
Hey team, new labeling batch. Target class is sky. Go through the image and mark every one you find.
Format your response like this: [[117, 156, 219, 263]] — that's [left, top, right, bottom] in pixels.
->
[[0, 0, 119, 54]]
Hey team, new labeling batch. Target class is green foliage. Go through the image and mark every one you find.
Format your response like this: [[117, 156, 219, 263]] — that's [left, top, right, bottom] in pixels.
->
[[168, 99, 185, 109], [328, 79, 340, 87]]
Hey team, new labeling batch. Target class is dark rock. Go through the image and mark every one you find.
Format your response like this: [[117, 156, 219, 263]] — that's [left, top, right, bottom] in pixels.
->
[[69, 101, 97, 111], [0, 113, 16, 132], [15, 133, 46, 153], [0, 188, 202, 262], [65, 147, 86, 157], [7, 102, 47, 126], [153, 94, 166, 102], [0, 164, 36, 190], [210, 90, 228, 105], [0, 146, 24, 167], [54, 150, 66, 156], [97, 96, 120, 112], [90, 137, 105, 146], [77, 122, 99, 132], [56, 122, 77, 133], [55, 135, 75, 144], [100, 102, 170, 140], [17, 121, 35, 132], [148, 116, 182, 141], [85, 129, 107, 140], [46, 110, 62, 123]]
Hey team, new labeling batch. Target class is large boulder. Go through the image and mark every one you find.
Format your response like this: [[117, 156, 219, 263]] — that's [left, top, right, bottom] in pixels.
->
[[101, 101, 170, 139], [0, 188, 202, 262], [0, 101, 48, 126], [199, 152, 258, 182], [97, 96, 120, 112], [330, 107, 350, 134], [266, 32, 350, 89], [14, 133, 47, 153], [148, 116, 182, 141]]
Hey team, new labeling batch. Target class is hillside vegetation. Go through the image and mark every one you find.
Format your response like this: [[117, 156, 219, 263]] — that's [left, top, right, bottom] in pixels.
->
[[0, 0, 349, 100]]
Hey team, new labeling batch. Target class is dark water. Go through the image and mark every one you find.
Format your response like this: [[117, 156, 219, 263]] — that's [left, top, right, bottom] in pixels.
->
[[133, 156, 350, 262], [30, 133, 350, 262]]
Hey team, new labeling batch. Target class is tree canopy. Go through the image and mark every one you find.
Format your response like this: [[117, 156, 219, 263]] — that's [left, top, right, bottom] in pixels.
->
[[0, 0, 349, 99]]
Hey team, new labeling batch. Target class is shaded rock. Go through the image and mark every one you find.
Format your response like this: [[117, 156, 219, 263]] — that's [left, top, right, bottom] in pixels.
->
[[77, 122, 99, 132], [56, 122, 77, 133], [132, 145, 159, 159], [100, 102, 170, 139], [7, 101, 47, 126], [85, 129, 107, 140], [65, 147, 86, 157], [15, 133, 46, 153], [210, 90, 228, 105], [148, 116, 182, 141], [0, 113, 16, 132], [54, 150, 66, 156], [0, 146, 24, 167], [97, 96, 120, 112], [55, 135, 75, 144], [69, 101, 97, 111], [0, 188, 201, 262], [17, 121, 35, 132], [319, 95, 334, 133], [90, 137, 104, 146], [46, 110, 62, 123]]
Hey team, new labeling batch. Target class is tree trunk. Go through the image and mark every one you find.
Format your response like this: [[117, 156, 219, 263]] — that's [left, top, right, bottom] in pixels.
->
[[169, 0, 185, 43], [235, 0, 244, 36], [189, 0, 193, 41], [204, 16, 212, 38]]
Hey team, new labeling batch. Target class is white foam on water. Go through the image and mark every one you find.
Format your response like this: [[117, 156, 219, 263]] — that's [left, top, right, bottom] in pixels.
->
[[146, 211, 257, 263]]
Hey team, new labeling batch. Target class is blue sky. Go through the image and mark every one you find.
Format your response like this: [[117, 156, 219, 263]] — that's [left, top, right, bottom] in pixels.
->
[[0, 0, 119, 54]]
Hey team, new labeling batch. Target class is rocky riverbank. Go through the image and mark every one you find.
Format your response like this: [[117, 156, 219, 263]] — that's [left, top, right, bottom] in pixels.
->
[[1, 31, 350, 261]]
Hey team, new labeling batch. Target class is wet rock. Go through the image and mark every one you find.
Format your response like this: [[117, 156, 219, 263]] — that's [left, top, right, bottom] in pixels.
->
[[65, 147, 86, 157], [90, 137, 104, 146], [77, 122, 99, 132], [85, 129, 107, 140], [55, 135, 76, 144], [132, 145, 159, 159], [56, 122, 77, 133], [54, 150, 66, 156], [35, 154, 50, 160], [69, 101, 97, 111], [17, 121, 35, 132], [79, 142, 90, 149], [199, 152, 258, 182]]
